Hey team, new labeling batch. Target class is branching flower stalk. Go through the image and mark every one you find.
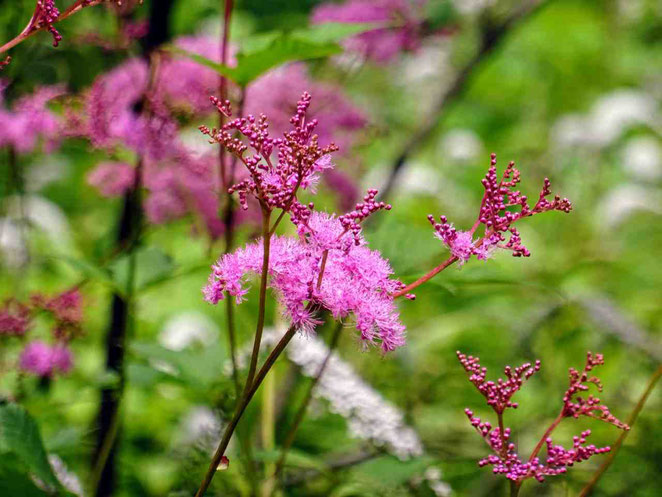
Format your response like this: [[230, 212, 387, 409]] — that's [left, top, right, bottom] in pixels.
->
[[395, 154, 572, 298], [0, 1, 140, 55], [458, 351, 629, 497]]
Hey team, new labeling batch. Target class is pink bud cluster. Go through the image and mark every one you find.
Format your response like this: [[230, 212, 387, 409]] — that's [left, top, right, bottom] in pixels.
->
[[19, 340, 73, 377], [339, 189, 392, 244], [32, 0, 62, 47], [431, 154, 572, 264], [459, 351, 627, 485], [457, 351, 540, 413], [202, 92, 339, 214], [562, 352, 630, 429]]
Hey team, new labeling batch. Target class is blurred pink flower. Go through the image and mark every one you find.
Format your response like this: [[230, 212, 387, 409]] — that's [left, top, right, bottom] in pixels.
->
[[87, 161, 136, 197], [312, 0, 426, 62], [0, 83, 63, 153], [20, 340, 73, 377]]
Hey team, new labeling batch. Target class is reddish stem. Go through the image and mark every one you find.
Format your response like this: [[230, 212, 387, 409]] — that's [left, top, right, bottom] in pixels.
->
[[528, 411, 563, 463]]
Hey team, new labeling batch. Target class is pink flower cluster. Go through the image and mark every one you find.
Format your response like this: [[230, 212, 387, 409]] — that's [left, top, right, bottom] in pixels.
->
[[312, 0, 427, 63], [204, 211, 406, 351], [430, 154, 572, 264], [0, 83, 63, 153], [459, 351, 628, 485], [1, 289, 83, 378]]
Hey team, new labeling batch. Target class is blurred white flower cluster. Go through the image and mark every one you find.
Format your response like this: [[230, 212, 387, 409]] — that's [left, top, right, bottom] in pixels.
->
[[552, 89, 662, 227], [234, 327, 425, 460]]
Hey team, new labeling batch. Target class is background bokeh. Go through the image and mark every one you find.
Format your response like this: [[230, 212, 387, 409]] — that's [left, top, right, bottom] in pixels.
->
[[1, 1, 660, 496]]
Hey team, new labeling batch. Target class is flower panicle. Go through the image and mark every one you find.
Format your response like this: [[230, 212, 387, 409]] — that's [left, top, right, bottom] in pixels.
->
[[201, 91, 339, 213], [431, 153, 572, 264], [459, 351, 627, 485]]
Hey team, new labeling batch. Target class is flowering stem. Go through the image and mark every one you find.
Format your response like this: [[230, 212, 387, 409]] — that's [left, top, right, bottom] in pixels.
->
[[217, 0, 233, 190], [0, 0, 105, 54], [392, 255, 458, 298], [271, 320, 343, 489], [528, 411, 563, 463], [577, 365, 662, 497], [195, 322, 301, 497]]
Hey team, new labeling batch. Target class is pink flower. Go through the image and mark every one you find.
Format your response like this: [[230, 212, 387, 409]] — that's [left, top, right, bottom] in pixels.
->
[[19, 340, 73, 377], [87, 162, 136, 197], [204, 212, 406, 351], [312, 0, 426, 63]]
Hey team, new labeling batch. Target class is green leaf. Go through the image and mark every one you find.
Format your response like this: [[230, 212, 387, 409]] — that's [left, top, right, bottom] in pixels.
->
[[167, 22, 381, 86], [0, 403, 60, 492], [129, 341, 227, 390], [0, 459, 50, 497], [109, 246, 175, 294]]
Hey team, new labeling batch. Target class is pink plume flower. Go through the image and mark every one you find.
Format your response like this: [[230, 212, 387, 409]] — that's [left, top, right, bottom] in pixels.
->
[[19, 340, 73, 377], [204, 212, 406, 351], [312, 0, 427, 63]]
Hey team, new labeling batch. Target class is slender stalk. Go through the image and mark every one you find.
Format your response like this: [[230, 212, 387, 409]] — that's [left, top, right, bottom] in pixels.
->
[[195, 322, 301, 497], [577, 365, 662, 497], [261, 370, 276, 497], [509, 480, 520, 497], [392, 255, 458, 298], [245, 207, 272, 390], [217, 0, 233, 191], [272, 321, 343, 488], [528, 411, 563, 462]]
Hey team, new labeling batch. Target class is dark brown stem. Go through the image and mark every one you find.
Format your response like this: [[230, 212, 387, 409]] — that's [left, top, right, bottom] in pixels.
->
[[91, 3, 174, 494], [509, 480, 521, 497], [577, 365, 662, 497], [194, 322, 301, 497], [272, 321, 343, 487]]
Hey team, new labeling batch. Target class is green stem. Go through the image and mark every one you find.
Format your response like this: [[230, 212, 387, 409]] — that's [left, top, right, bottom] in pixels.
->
[[271, 321, 343, 488], [245, 207, 272, 390], [577, 365, 662, 497], [194, 322, 300, 497]]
